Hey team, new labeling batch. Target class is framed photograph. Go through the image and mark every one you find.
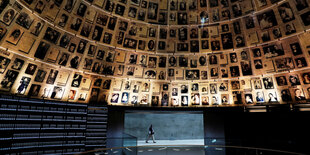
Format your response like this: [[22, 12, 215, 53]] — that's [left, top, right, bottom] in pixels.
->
[[181, 96, 188, 106], [45, 2, 60, 21], [0, 70, 18, 91], [120, 92, 129, 104], [102, 79, 112, 90], [77, 92, 87, 101], [276, 76, 288, 86], [15, 12, 34, 29], [0, 24, 7, 41], [262, 77, 274, 89], [253, 78, 262, 89], [90, 61, 101, 73], [272, 28, 282, 39], [147, 2, 158, 20], [58, 52, 69, 66], [11, 58, 24, 71], [209, 55, 218, 65], [70, 17, 82, 31], [55, 71, 70, 86], [278, 2, 295, 23], [247, 31, 259, 45], [34, 1, 45, 14], [25, 63, 37, 75], [210, 67, 218, 78], [80, 22, 93, 38], [301, 72, 310, 84], [71, 73, 83, 87], [221, 33, 233, 49], [261, 31, 270, 42], [220, 68, 228, 78], [257, 10, 278, 30], [256, 91, 265, 102], [80, 78, 92, 90], [92, 26, 103, 41], [241, 61, 253, 76], [27, 84, 41, 97], [263, 44, 284, 58], [231, 80, 240, 90], [69, 56, 80, 69], [6, 27, 24, 45], [68, 90, 77, 100], [43, 27, 61, 44], [113, 50, 125, 63], [50, 86, 65, 99], [201, 95, 209, 105], [245, 94, 253, 104], [151, 96, 159, 106], [280, 89, 292, 102], [290, 42, 303, 56], [293, 88, 306, 101], [46, 69, 58, 85], [252, 48, 262, 57], [285, 23, 296, 35], [295, 57, 307, 68], [115, 64, 124, 75], [288, 74, 301, 86], [141, 93, 149, 105], [300, 11, 310, 26], [0, 56, 10, 74], [16, 76, 31, 95], [185, 70, 200, 80], [34, 69, 47, 82], [17, 33, 35, 54], [76, 3, 87, 17], [230, 66, 240, 77], [34, 41, 50, 60], [221, 94, 229, 104], [29, 20, 44, 36], [0, 6, 18, 26], [191, 93, 200, 105], [210, 83, 217, 94], [219, 83, 228, 91], [45, 47, 60, 63]]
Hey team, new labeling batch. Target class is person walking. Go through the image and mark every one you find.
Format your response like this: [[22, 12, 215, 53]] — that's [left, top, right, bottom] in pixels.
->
[[146, 125, 156, 143]]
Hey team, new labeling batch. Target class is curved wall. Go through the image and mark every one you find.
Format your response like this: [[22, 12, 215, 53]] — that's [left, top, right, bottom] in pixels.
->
[[1, 0, 310, 107]]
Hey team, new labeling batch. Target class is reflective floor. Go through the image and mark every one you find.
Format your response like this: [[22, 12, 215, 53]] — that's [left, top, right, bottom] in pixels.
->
[[137, 146, 205, 155], [137, 139, 205, 146]]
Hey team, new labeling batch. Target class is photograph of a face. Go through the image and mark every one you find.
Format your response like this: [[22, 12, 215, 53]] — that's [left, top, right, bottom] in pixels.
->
[[25, 63, 37, 75], [50, 86, 65, 99], [11, 58, 24, 71], [0, 56, 10, 74], [0, 6, 18, 26], [0, 70, 19, 91], [6, 27, 24, 45], [30, 20, 44, 36]]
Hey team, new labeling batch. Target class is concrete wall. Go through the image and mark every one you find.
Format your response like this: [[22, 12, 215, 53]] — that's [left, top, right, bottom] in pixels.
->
[[124, 112, 204, 140]]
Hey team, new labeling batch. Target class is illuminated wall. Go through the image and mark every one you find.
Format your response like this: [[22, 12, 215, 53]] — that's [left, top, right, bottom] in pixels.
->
[[1, 0, 310, 107]]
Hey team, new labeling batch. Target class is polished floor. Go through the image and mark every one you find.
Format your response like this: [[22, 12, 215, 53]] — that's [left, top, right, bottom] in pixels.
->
[[137, 139, 205, 146]]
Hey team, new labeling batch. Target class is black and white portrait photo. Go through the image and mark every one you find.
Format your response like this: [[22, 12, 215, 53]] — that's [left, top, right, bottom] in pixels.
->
[[257, 10, 278, 30]]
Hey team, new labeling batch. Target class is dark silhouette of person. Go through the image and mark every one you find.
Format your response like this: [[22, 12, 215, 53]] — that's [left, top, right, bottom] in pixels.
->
[[146, 124, 156, 143]]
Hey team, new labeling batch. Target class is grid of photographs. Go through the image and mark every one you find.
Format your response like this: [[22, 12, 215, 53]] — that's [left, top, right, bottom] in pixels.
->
[[1, 0, 310, 106]]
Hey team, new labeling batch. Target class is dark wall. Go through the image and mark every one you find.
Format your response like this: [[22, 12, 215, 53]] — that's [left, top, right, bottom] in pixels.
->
[[124, 113, 204, 140], [106, 109, 125, 149], [223, 112, 310, 154]]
